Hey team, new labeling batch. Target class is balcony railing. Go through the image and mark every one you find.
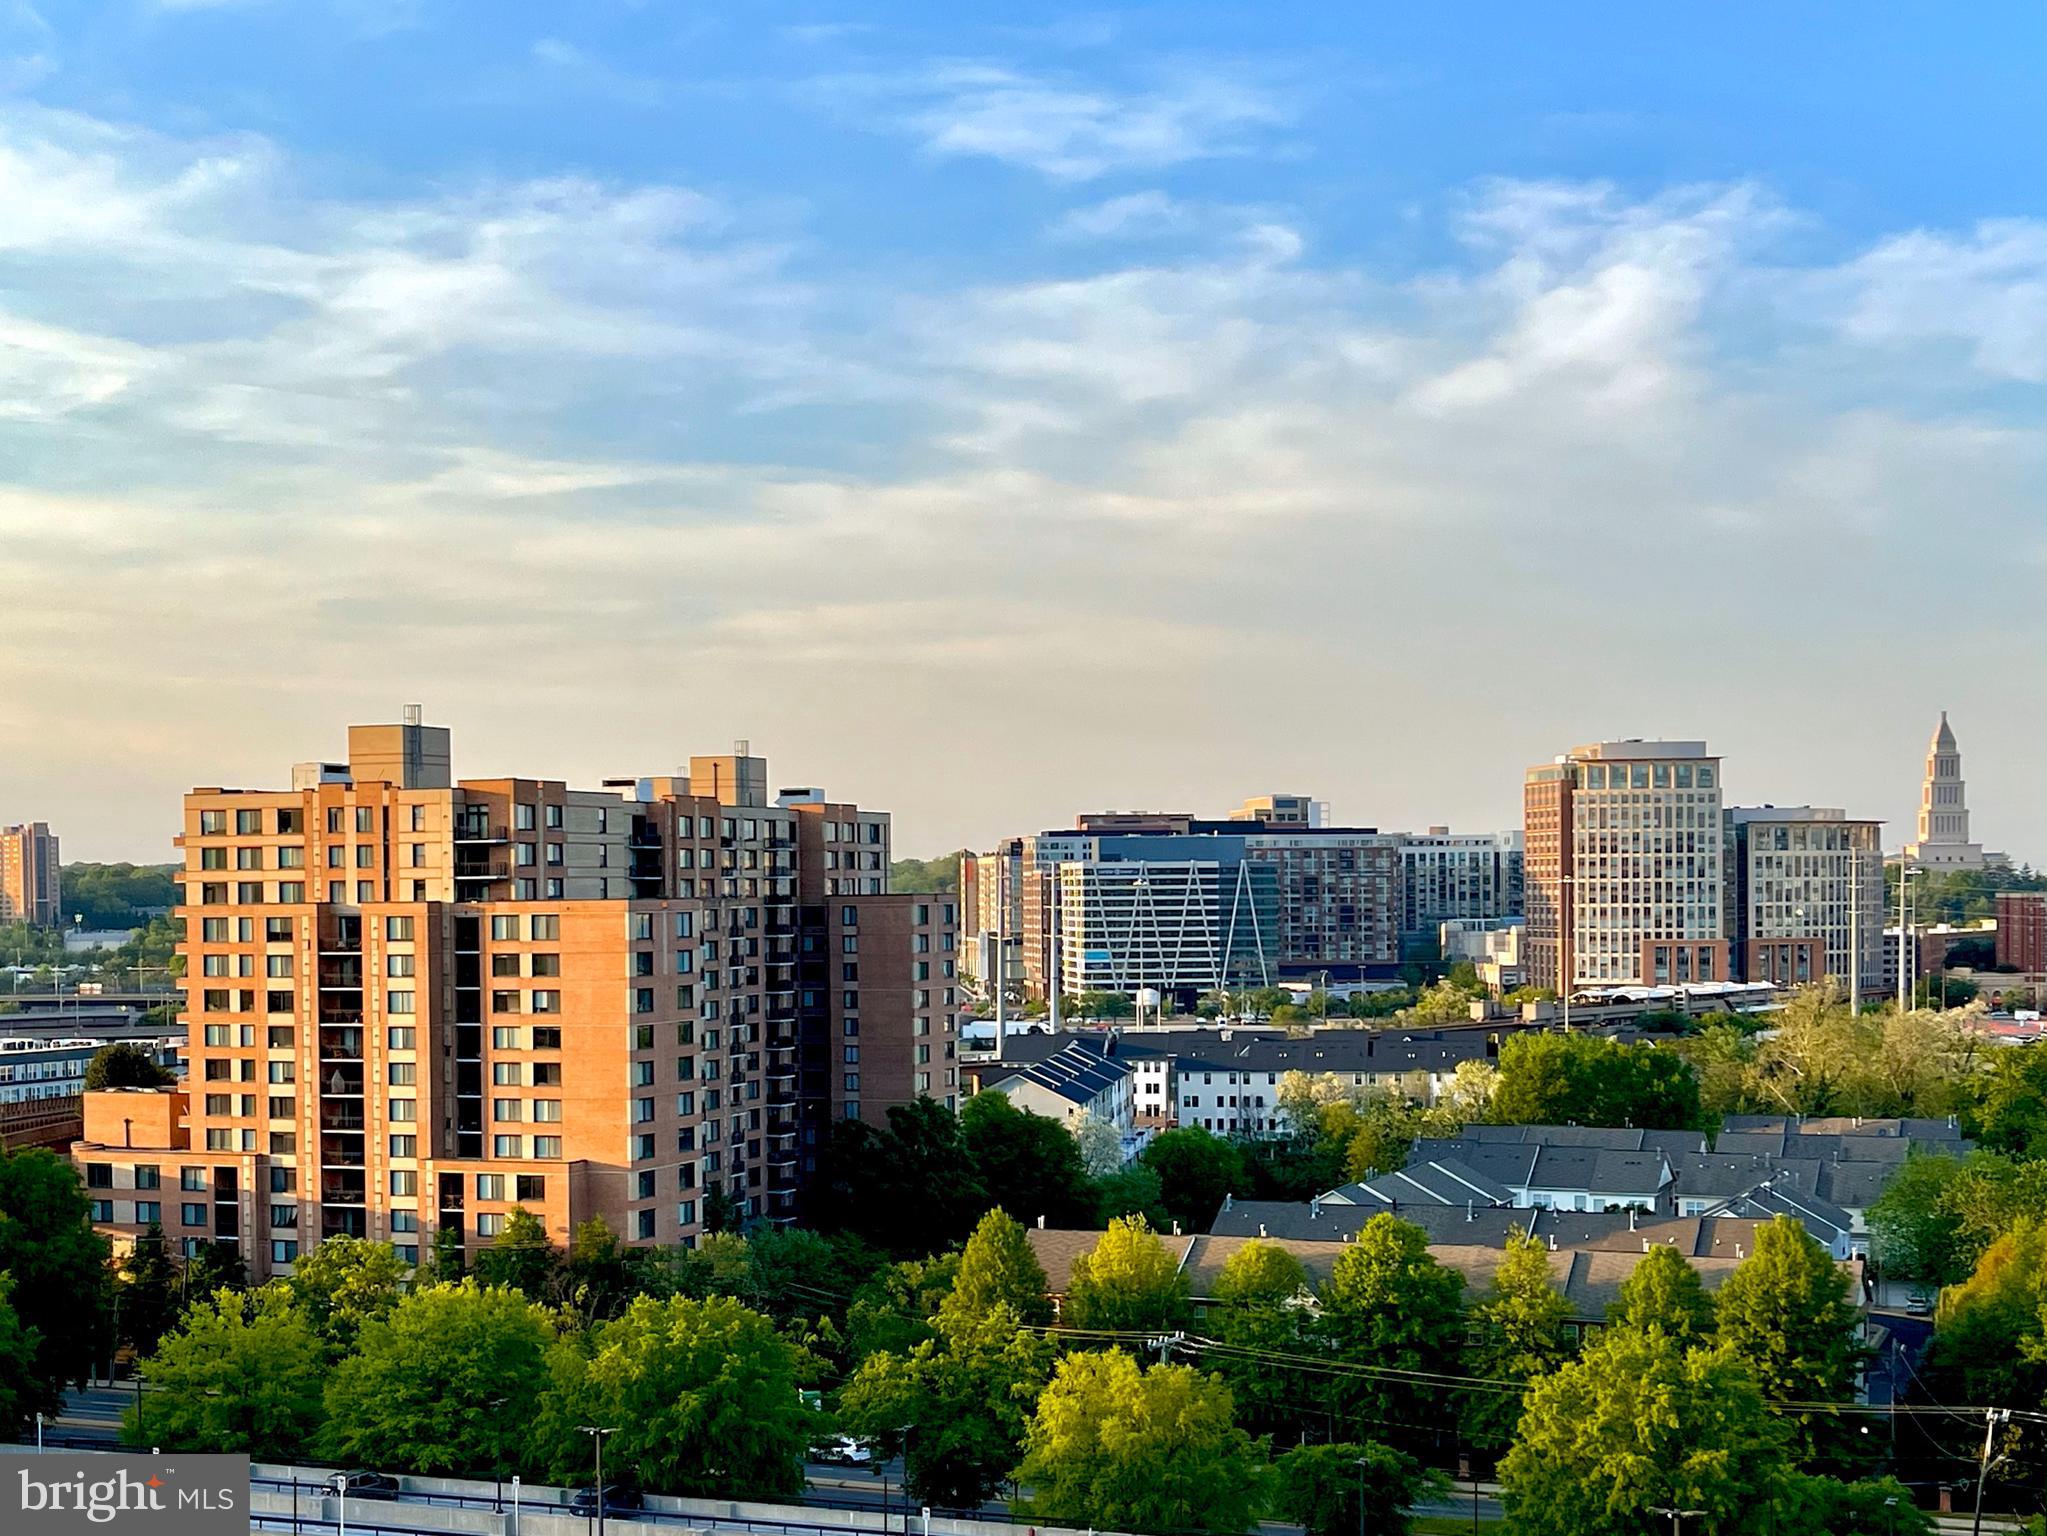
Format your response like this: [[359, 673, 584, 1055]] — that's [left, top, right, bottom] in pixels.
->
[[453, 819, 510, 844]]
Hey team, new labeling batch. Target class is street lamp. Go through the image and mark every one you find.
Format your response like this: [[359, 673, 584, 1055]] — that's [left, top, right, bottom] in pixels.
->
[[333, 1472, 360, 1536], [1352, 1454, 1369, 1536], [1883, 1494, 1897, 1536], [1649, 1508, 1705, 1536], [579, 1425, 617, 1536]]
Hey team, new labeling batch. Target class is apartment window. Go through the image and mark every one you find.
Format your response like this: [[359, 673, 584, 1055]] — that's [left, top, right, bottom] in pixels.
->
[[85, 1163, 112, 1190], [533, 1136, 562, 1158], [236, 846, 263, 871], [385, 916, 414, 941], [388, 1098, 416, 1122], [531, 954, 560, 977], [635, 988, 655, 1014], [270, 1167, 297, 1194], [515, 843, 536, 868], [494, 1135, 525, 1158], [203, 917, 230, 942], [476, 1174, 506, 1201], [386, 954, 414, 979], [355, 807, 375, 833], [492, 1026, 525, 1051], [535, 1100, 563, 1122], [476, 1213, 504, 1238], [515, 804, 536, 831], [179, 1202, 206, 1226], [271, 1239, 300, 1265], [389, 1170, 418, 1196], [386, 990, 415, 1016], [411, 804, 428, 833], [532, 915, 559, 940], [388, 1026, 416, 1050], [181, 1169, 206, 1192], [200, 847, 228, 871], [494, 1063, 524, 1086], [516, 1174, 546, 1203], [492, 954, 521, 978], [270, 1205, 297, 1230], [326, 846, 345, 870], [389, 1135, 416, 1159], [492, 991, 520, 1014], [493, 1099, 524, 1122], [267, 1095, 294, 1119], [391, 1212, 419, 1234], [531, 990, 560, 1013], [411, 844, 426, 867], [387, 1062, 416, 1086], [533, 1026, 561, 1050], [200, 810, 227, 835], [491, 915, 518, 941], [265, 954, 295, 979]]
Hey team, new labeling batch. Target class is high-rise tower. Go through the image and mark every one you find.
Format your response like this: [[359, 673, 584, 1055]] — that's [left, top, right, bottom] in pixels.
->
[[1904, 712, 2000, 870]]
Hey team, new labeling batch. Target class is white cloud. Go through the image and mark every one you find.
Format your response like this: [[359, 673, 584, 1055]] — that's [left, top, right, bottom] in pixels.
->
[[823, 59, 1290, 180], [1, 92, 2045, 861], [1049, 190, 1193, 241]]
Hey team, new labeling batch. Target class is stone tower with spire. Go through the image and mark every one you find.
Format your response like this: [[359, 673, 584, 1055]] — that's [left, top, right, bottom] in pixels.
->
[[1904, 712, 2002, 870]]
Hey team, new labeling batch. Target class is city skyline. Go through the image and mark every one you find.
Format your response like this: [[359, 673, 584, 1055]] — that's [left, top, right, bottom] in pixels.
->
[[14, 708, 2035, 873], [4, 6, 2044, 864]]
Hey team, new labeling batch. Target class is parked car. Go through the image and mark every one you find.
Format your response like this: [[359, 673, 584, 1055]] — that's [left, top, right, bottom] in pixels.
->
[[568, 1484, 644, 1517], [1905, 1293, 1934, 1316], [324, 1472, 400, 1500], [813, 1434, 874, 1467]]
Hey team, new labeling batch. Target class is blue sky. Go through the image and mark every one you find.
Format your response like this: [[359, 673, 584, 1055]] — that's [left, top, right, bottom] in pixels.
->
[[4, 2, 2045, 861]]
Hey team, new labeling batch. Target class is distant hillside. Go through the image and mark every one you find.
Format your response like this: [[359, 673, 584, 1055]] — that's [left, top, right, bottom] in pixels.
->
[[891, 852, 960, 894], [60, 863, 179, 929]]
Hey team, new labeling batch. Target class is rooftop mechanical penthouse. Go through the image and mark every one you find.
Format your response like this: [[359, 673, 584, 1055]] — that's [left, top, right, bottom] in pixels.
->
[[74, 712, 959, 1280]]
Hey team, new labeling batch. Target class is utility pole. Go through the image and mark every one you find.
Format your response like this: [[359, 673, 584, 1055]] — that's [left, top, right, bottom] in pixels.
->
[[993, 856, 1008, 1055], [1972, 1407, 2010, 1536], [1849, 843, 1861, 1017]]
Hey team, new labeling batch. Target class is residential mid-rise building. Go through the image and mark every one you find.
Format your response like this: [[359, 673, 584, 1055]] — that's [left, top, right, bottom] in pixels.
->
[[1726, 807, 1885, 996], [958, 841, 1024, 1004], [72, 715, 955, 1280], [1398, 828, 1524, 940], [1902, 713, 2006, 871], [1997, 892, 2047, 976], [1524, 741, 1727, 993], [1, 822, 61, 926]]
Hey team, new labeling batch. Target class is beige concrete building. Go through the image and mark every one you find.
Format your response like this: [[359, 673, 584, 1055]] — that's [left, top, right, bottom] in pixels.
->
[[1727, 807, 1885, 998], [1524, 741, 1727, 993], [73, 716, 956, 1280], [0, 822, 61, 926]]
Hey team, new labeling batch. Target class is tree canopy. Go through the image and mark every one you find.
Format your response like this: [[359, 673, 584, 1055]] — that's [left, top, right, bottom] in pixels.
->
[[84, 1042, 175, 1090], [1063, 1216, 1189, 1332], [1490, 1032, 1704, 1130], [1014, 1352, 1266, 1536], [131, 1287, 326, 1459]]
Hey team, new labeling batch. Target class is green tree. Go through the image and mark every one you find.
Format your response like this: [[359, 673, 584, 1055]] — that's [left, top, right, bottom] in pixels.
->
[[839, 1294, 1054, 1509], [1607, 1242, 1716, 1342], [960, 1092, 1097, 1230], [818, 1098, 989, 1255], [83, 1042, 175, 1090], [130, 1287, 326, 1458], [1713, 1215, 1866, 1465], [1975, 1046, 2047, 1158], [1499, 1327, 1791, 1536], [1272, 1441, 1444, 1536], [1139, 1127, 1247, 1232], [282, 1236, 410, 1356], [57, 863, 180, 930], [538, 1293, 813, 1499], [0, 1147, 111, 1400], [940, 1209, 1051, 1333], [1775, 1474, 1935, 1535], [1490, 1033, 1703, 1129], [564, 1216, 644, 1322], [1013, 1351, 1266, 1536], [1075, 991, 1135, 1020], [1920, 1221, 2047, 1411], [322, 1281, 554, 1476], [1868, 1153, 1974, 1285], [119, 1224, 183, 1356], [1318, 1214, 1465, 1450], [471, 1206, 562, 1301], [0, 1275, 42, 1442], [1093, 1163, 1170, 1228], [845, 1253, 960, 1361], [888, 854, 960, 894], [1209, 1240, 1309, 1437], [1465, 1233, 1573, 1453], [1064, 1216, 1189, 1332]]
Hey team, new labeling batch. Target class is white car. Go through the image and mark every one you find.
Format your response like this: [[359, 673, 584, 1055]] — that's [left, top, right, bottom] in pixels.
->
[[814, 1435, 873, 1467]]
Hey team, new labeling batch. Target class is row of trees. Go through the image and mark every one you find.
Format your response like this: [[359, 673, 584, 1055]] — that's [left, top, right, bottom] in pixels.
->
[[122, 1196, 1918, 1536]]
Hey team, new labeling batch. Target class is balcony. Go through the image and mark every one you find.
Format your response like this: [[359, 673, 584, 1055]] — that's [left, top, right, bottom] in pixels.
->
[[320, 1173, 367, 1206], [453, 817, 510, 844], [628, 827, 663, 849], [454, 860, 510, 884], [319, 1104, 365, 1132]]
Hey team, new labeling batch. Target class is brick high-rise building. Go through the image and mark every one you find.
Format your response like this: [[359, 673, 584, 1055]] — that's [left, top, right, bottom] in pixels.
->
[[73, 716, 957, 1279], [1524, 741, 1727, 994], [1, 822, 61, 926], [1997, 892, 2047, 977]]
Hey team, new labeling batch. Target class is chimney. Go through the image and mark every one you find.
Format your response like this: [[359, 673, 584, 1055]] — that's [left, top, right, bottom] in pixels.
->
[[1222, 1193, 1233, 1212], [1173, 1220, 1182, 1236], [1466, 1200, 1474, 1223], [1257, 1223, 1266, 1238], [1629, 1208, 1638, 1231], [1642, 1239, 1649, 1252], [1036, 1215, 1045, 1229], [1547, 1234, 1557, 1251], [1310, 1195, 1321, 1220]]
